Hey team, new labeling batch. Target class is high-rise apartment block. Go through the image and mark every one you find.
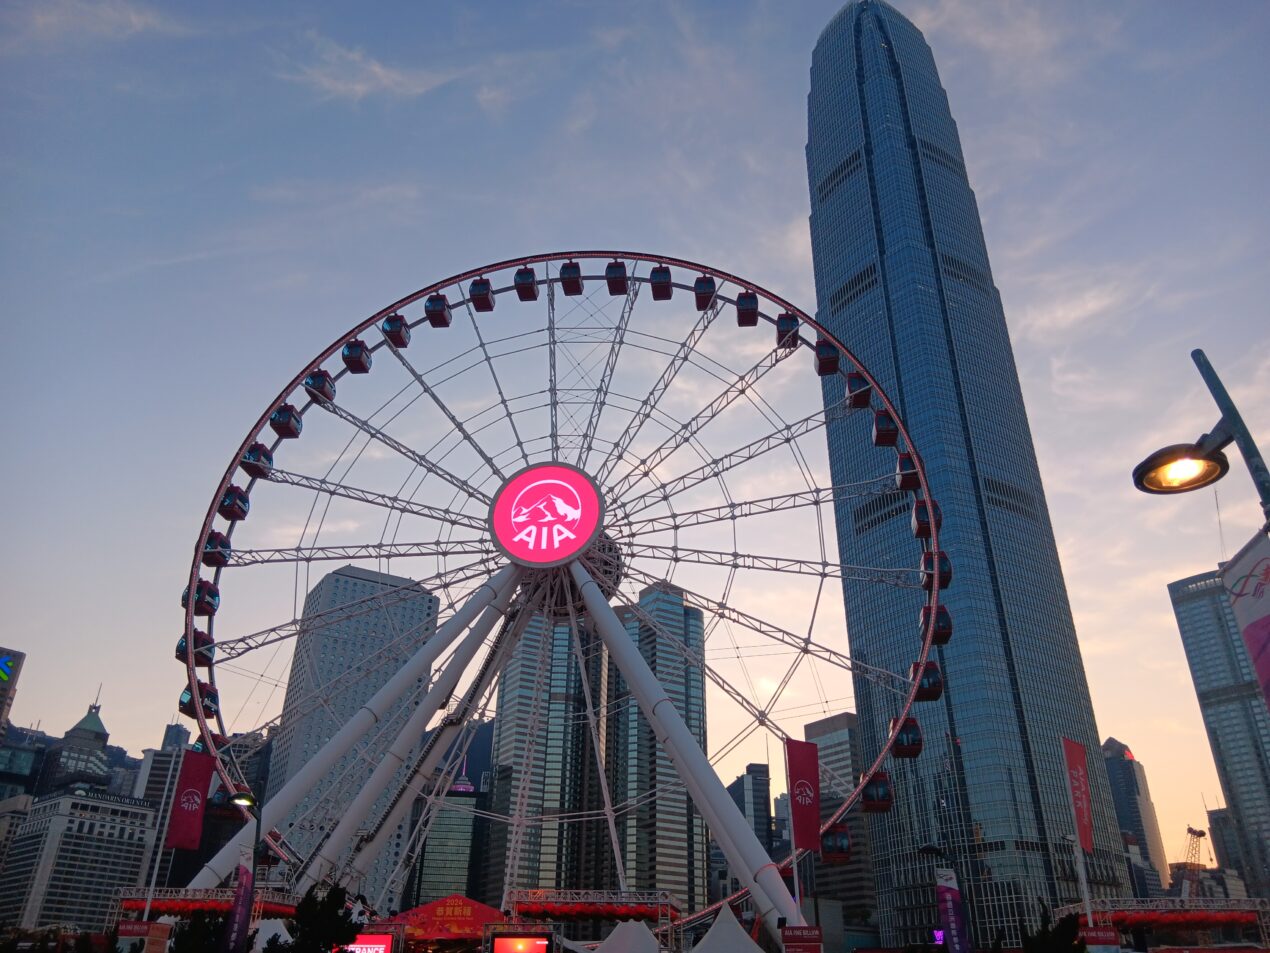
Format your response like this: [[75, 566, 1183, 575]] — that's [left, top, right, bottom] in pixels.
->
[[266, 565, 438, 902], [1169, 569, 1270, 898], [1102, 738, 1169, 895], [806, 1, 1125, 942]]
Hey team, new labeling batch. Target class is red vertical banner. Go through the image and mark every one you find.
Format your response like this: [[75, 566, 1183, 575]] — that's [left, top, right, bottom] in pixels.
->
[[164, 750, 216, 850], [1062, 737, 1094, 852], [785, 738, 821, 852]]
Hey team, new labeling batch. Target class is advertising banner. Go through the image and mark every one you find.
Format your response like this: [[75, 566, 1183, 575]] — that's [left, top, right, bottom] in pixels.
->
[[1061, 737, 1094, 852], [219, 844, 254, 953], [163, 750, 216, 850], [342, 936, 395, 953], [782, 925, 824, 953], [1222, 531, 1270, 715], [935, 868, 972, 953], [784, 738, 821, 852], [1080, 925, 1120, 953]]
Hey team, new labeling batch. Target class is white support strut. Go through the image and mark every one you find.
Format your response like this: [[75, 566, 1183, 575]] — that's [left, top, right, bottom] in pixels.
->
[[567, 560, 804, 945], [299, 584, 520, 889], [188, 564, 522, 889]]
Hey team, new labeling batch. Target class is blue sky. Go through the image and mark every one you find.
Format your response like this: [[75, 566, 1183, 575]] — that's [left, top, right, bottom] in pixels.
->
[[2, 0, 1267, 864]]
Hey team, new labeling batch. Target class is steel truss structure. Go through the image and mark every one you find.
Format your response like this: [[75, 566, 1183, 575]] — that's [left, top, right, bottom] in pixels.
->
[[177, 252, 948, 948]]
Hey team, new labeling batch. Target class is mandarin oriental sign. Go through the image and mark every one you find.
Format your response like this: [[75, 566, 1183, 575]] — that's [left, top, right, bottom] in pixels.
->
[[489, 463, 604, 567]]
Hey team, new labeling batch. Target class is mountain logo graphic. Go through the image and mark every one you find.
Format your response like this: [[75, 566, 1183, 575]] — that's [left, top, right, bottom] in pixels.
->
[[178, 788, 203, 812], [509, 479, 585, 551], [490, 463, 604, 567]]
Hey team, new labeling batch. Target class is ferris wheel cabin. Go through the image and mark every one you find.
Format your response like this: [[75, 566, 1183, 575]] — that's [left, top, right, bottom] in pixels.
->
[[179, 681, 219, 719], [776, 312, 799, 349], [605, 260, 628, 295], [890, 717, 923, 758], [513, 266, 539, 301], [469, 277, 495, 312], [821, 822, 851, 864], [342, 339, 373, 373], [303, 369, 336, 404], [895, 451, 919, 491], [921, 551, 952, 591], [202, 531, 232, 567], [424, 294, 452, 327], [815, 338, 840, 376], [872, 410, 898, 447], [560, 261, 584, 296], [736, 290, 759, 326], [240, 442, 273, 479], [381, 313, 411, 347], [175, 629, 215, 668], [922, 604, 953, 646], [649, 264, 673, 300], [910, 660, 944, 702], [182, 579, 220, 617], [269, 404, 302, 439], [911, 498, 942, 539], [218, 486, 250, 522], [693, 274, 716, 310], [862, 772, 893, 812]]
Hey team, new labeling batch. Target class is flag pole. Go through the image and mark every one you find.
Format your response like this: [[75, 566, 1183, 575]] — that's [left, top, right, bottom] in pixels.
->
[[785, 742, 803, 918]]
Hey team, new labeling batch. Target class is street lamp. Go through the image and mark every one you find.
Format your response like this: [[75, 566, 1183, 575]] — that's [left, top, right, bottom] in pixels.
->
[[228, 788, 263, 953], [1133, 349, 1270, 530]]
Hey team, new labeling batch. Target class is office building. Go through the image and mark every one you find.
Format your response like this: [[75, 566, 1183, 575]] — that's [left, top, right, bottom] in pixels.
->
[[728, 763, 773, 858], [0, 789, 158, 931], [1102, 738, 1169, 895], [266, 566, 439, 902], [0, 648, 25, 732], [806, 2, 1126, 942], [1169, 569, 1270, 898], [162, 722, 190, 751], [36, 703, 112, 795]]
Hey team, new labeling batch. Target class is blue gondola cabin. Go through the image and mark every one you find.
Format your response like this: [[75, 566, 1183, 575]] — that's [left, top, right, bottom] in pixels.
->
[[605, 260, 628, 295], [815, 338, 840, 376], [514, 266, 539, 301], [342, 339, 373, 373], [910, 660, 944, 701], [179, 681, 219, 719], [269, 404, 302, 439], [175, 629, 215, 667], [921, 551, 952, 591], [218, 486, 250, 522], [425, 294, 452, 328], [241, 443, 273, 479], [303, 370, 336, 404], [693, 274, 716, 310], [650, 265, 673, 301], [776, 312, 799, 350], [911, 498, 942, 539], [895, 452, 919, 492], [182, 579, 220, 617], [872, 410, 898, 447], [469, 277, 495, 312], [382, 314, 411, 348], [560, 261, 584, 296], [846, 371, 871, 409], [921, 604, 953, 646], [736, 290, 759, 327], [202, 531, 232, 568]]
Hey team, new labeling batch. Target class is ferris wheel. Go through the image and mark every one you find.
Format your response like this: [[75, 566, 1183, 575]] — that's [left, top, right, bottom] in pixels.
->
[[178, 251, 949, 941]]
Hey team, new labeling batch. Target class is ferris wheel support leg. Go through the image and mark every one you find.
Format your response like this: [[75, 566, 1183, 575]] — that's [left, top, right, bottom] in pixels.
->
[[187, 563, 523, 889], [300, 588, 520, 891], [568, 561, 804, 945]]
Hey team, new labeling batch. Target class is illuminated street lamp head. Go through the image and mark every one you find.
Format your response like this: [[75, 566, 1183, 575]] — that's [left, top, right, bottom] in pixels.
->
[[229, 789, 258, 809], [1132, 443, 1229, 495]]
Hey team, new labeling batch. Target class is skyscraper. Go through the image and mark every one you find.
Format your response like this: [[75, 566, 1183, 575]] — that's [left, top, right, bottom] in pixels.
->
[[727, 763, 773, 858], [806, 2, 1126, 942], [1169, 569, 1270, 898], [266, 565, 438, 902], [1102, 738, 1169, 895]]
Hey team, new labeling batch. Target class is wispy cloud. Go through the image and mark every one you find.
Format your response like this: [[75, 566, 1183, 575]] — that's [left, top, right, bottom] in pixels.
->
[[0, 0, 189, 51], [280, 32, 464, 102]]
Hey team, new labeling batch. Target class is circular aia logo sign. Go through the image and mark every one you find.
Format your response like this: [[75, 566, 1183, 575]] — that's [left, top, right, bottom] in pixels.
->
[[178, 788, 203, 812], [793, 779, 816, 807], [489, 463, 604, 568]]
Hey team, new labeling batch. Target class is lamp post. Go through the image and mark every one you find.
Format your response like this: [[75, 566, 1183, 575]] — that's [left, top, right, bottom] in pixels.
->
[[919, 843, 972, 951], [227, 788, 263, 953], [1063, 834, 1094, 928], [1132, 349, 1270, 532]]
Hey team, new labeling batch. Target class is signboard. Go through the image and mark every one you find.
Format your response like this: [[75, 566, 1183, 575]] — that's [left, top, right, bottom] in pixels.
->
[[116, 922, 171, 953], [935, 868, 972, 953], [781, 925, 823, 953], [1062, 737, 1094, 852], [492, 937, 553, 953], [1079, 924, 1120, 953], [163, 750, 216, 850], [488, 463, 604, 567], [784, 738, 821, 853], [1222, 530, 1270, 715], [342, 935, 395, 953]]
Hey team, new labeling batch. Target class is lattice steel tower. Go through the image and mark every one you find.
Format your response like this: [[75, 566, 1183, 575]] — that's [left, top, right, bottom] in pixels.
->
[[806, 1, 1127, 943]]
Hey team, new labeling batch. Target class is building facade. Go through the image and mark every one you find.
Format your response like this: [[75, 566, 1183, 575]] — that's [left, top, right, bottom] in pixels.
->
[[806, 2, 1126, 943], [1169, 569, 1270, 898], [0, 789, 157, 931], [727, 763, 773, 858], [265, 565, 438, 903], [1102, 737, 1169, 895]]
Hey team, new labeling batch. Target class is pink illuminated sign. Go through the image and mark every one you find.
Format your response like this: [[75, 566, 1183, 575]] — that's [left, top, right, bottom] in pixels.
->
[[489, 463, 604, 567]]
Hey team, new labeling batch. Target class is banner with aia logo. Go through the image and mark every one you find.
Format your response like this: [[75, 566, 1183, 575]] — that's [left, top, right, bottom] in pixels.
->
[[785, 738, 821, 852], [164, 750, 216, 850]]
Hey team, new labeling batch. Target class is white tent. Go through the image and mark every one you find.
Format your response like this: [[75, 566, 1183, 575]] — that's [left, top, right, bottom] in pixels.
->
[[689, 905, 765, 953], [593, 920, 660, 953]]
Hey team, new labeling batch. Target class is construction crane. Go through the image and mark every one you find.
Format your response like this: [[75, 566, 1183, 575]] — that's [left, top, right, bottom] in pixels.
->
[[1180, 825, 1207, 898]]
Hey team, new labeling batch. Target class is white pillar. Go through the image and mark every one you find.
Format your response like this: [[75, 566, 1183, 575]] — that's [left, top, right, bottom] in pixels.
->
[[188, 564, 521, 888], [568, 561, 802, 945]]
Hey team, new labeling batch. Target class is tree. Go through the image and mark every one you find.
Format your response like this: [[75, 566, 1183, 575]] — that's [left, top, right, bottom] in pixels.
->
[[72, 934, 94, 953], [1021, 909, 1087, 953], [170, 912, 227, 953], [265, 885, 360, 953]]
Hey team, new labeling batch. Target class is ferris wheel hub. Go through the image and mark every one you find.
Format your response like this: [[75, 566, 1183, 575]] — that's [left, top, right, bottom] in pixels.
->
[[488, 461, 606, 568]]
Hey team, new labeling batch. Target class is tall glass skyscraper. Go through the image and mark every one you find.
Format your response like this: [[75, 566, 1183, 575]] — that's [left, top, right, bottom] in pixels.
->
[[1102, 737, 1170, 895], [806, 1, 1126, 943], [1169, 569, 1270, 899]]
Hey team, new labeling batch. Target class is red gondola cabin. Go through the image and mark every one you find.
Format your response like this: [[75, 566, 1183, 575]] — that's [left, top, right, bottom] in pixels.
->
[[872, 410, 898, 447], [269, 404, 302, 439], [514, 266, 539, 301], [861, 772, 893, 812], [605, 260, 628, 295], [693, 274, 716, 310], [736, 290, 759, 326], [776, 312, 799, 349], [218, 486, 250, 522], [425, 294, 452, 327], [895, 452, 919, 491], [182, 579, 220, 617], [821, 822, 851, 864], [910, 660, 944, 701], [921, 551, 952, 591], [175, 629, 215, 668], [815, 338, 840, 376], [650, 264, 673, 301], [911, 498, 942, 539], [846, 371, 871, 409], [921, 604, 953, 646], [241, 442, 273, 479], [382, 313, 411, 347], [890, 717, 923, 758], [303, 370, 336, 404], [202, 531, 231, 568], [560, 261, 584, 296], [179, 681, 219, 719], [342, 339, 373, 373], [469, 277, 495, 312]]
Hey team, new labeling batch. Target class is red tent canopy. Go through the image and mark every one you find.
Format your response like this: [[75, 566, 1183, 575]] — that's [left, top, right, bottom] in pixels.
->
[[380, 895, 505, 940]]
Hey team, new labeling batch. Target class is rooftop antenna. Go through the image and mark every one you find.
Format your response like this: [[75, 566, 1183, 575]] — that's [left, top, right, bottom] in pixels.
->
[[94, 682, 103, 706]]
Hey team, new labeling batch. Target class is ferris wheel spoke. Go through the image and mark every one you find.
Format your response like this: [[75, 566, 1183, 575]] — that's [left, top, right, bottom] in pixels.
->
[[546, 276, 559, 461], [614, 401, 841, 519], [383, 340, 506, 482], [317, 398, 491, 504], [261, 467, 487, 532], [623, 541, 921, 586], [621, 478, 894, 535], [608, 343, 795, 500], [594, 296, 725, 483], [575, 279, 640, 471], [224, 539, 496, 568], [458, 295, 531, 469]]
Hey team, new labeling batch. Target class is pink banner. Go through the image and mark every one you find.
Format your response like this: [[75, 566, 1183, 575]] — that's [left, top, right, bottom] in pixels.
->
[[1222, 532, 1270, 716], [1062, 737, 1094, 853], [220, 846, 254, 953], [935, 868, 971, 953], [785, 738, 821, 852], [163, 750, 216, 850]]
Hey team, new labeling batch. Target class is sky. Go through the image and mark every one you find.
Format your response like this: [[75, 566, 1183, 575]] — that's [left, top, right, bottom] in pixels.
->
[[1, 0, 1268, 868]]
